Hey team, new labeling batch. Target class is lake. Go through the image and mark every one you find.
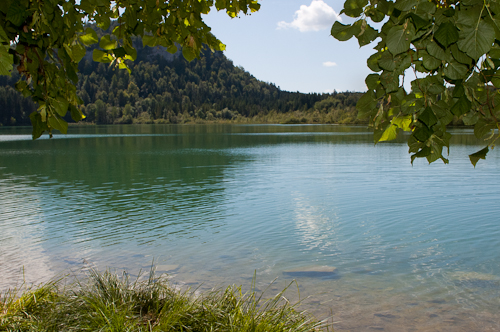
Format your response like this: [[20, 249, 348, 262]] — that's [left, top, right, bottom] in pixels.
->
[[1, 124, 499, 331]]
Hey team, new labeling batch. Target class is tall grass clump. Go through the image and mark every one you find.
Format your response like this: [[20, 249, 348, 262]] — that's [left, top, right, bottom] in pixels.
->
[[0, 267, 330, 331]]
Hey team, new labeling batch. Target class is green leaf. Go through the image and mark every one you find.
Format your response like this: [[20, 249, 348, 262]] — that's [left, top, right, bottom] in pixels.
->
[[331, 21, 355, 41], [474, 118, 496, 138], [427, 41, 448, 61], [366, 6, 385, 22], [7, 2, 28, 26], [411, 146, 431, 164], [422, 52, 441, 71], [51, 96, 69, 117], [416, 1, 436, 15], [457, 22, 495, 60], [367, 52, 382, 72], [77, 0, 94, 13], [432, 102, 454, 126], [413, 60, 427, 73], [450, 43, 472, 65], [94, 0, 110, 7], [93, 49, 113, 63], [65, 62, 78, 84], [113, 47, 126, 58], [469, 146, 489, 167], [70, 105, 85, 122], [356, 90, 378, 118], [342, 0, 368, 17], [491, 74, 500, 88], [79, 28, 98, 46], [15, 81, 27, 92], [97, 15, 110, 30], [377, 124, 398, 142], [443, 60, 468, 80], [380, 70, 399, 92], [99, 35, 118, 50], [143, 35, 157, 47], [365, 74, 380, 89], [456, 6, 481, 28], [452, 83, 465, 98], [378, 51, 396, 71], [167, 44, 178, 54], [123, 45, 137, 60], [408, 13, 430, 31], [377, 0, 394, 15], [93, 49, 105, 62], [413, 125, 432, 142], [426, 138, 445, 164], [48, 114, 68, 134], [390, 88, 406, 105], [392, 115, 412, 131], [70, 44, 87, 63], [395, 0, 418, 11], [0, 45, 13, 76], [489, 46, 500, 59], [419, 107, 438, 128], [386, 23, 415, 55], [443, 8, 455, 17], [249, 2, 260, 12], [412, 75, 445, 95], [451, 95, 471, 116], [0, 25, 9, 42], [434, 22, 459, 48], [396, 52, 412, 72], [182, 47, 196, 62], [29, 111, 49, 139], [461, 0, 483, 6], [373, 122, 386, 142], [357, 24, 378, 46], [118, 61, 131, 74], [463, 111, 479, 125], [494, 92, 500, 116]]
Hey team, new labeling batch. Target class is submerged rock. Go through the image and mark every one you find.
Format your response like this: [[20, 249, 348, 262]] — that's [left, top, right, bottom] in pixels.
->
[[374, 312, 399, 319], [156, 264, 180, 272], [449, 271, 500, 289], [283, 265, 338, 279], [449, 271, 499, 281], [455, 279, 500, 289]]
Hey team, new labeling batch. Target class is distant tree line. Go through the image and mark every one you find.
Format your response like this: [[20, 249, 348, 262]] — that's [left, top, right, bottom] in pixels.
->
[[0, 44, 365, 126]]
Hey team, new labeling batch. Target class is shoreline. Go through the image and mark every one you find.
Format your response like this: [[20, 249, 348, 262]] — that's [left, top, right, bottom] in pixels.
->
[[2, 261, 500, 332]]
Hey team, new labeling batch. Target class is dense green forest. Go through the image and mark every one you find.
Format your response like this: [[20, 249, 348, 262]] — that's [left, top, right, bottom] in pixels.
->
[[0, 43, 364, 127]]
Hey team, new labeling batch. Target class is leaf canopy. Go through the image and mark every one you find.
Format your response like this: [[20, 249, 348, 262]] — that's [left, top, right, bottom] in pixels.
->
[[332, 0, 500, 166], [0, 0, 260, 139]]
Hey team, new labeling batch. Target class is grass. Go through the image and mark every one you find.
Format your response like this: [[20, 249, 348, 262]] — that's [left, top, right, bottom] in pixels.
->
[[0, 267, 330, 331]]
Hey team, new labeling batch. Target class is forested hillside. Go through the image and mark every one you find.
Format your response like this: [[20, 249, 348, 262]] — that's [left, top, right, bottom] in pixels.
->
[[0, 45, 364, 126]]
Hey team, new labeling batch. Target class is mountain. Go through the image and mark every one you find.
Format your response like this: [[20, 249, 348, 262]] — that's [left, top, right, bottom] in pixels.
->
[[0, 43, 364, 127]]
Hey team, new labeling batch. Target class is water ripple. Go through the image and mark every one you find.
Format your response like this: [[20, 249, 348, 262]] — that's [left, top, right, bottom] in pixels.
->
[[1, 126, 499, 331]]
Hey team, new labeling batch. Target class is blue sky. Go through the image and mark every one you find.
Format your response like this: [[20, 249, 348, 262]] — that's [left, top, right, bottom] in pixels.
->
[[203, 0, 376, 94]]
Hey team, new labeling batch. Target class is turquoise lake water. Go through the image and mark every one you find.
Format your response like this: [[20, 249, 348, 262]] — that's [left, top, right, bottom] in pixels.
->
[[0, 124, 499, 331]]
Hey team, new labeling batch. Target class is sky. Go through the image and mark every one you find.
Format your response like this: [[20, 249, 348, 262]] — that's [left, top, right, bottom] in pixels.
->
[[203, 0, 377, 94]]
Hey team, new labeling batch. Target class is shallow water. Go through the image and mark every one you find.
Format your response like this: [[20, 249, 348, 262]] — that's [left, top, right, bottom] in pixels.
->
[[1, 124, 499, 331]]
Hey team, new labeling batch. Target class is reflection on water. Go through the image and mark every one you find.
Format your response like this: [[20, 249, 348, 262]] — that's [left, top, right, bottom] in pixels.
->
[[1, 124, 499, 331]]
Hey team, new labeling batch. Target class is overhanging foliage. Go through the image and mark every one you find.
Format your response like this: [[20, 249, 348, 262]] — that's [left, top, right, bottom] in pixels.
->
[[0, 0, 259, 138], [332, 0, 500, 165]]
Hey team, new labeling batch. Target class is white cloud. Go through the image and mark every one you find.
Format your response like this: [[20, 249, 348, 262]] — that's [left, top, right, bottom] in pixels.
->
[[323, 61, 337, 67], [277, 0, 341, 32]]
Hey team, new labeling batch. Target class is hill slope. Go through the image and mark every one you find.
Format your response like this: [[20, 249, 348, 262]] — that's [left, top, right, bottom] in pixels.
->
[[0, 45, 363, 126]]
